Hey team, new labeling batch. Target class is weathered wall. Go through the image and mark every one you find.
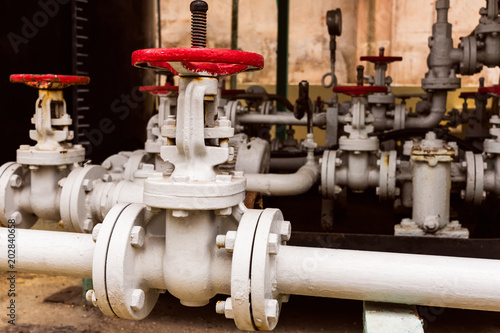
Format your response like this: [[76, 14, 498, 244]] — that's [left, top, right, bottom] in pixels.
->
[[159, 0, 500, 87]]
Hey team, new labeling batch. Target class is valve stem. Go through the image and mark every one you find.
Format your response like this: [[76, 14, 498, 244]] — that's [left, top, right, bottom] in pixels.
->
[[190, 0, 209, 48]]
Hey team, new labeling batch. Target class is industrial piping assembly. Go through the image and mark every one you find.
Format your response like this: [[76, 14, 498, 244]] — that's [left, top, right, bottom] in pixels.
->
[[3, 0, 500, 331]]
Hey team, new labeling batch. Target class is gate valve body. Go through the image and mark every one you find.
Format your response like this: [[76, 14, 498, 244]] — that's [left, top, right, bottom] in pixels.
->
[[10, 74, 89, 165], [360, 48, 402, 87]]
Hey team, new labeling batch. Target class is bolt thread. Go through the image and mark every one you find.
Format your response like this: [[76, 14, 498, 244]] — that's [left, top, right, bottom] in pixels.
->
[[191, 11, 207, 48]]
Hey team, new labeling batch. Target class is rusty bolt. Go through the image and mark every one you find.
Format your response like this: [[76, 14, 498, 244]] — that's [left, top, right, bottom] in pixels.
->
[[280, 221, 292, 241], [216, 297, 234, 319], [268, 233, 280, 254], [130, 226, 146, 247], [215, 234, 226, 249], [265, 299, 280, 322], [58, 178, 67, 188], [82, 179, 93, 192], [215, 300, 226, 314], [9, 174, 22, 188], [92, 223, 102, 243], [86, 289, 98, 307], [130, 289, 146, 311]]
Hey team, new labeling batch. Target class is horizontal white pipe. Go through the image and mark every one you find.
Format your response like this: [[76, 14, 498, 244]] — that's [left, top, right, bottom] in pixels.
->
[[238, 113, 326, 126], [245, 163, 320, 196], [0, 228, 94, 278], [276, 246, 500, 312]]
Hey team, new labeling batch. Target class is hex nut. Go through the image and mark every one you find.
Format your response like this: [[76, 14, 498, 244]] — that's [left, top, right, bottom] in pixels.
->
[[268, 233, 280, 254], [82, 219, 94, 233], [215, 207, 232, 216], [9, 174, 22, 188], [130, 226, 145, 248], [280, 221, 291, 241], [172, 210, 189, 218], [223, 297, 234, 319], [82, 179, 93, 192], [224, 231, 237, 253], [265, 299, 279, 322], [130, 289, 145, 311], [92, 224, 102, 243]]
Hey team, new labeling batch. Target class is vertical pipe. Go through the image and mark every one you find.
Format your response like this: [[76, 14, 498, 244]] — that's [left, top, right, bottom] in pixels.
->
[[230, 0, 239, 90], [276, 0, 289, 141]]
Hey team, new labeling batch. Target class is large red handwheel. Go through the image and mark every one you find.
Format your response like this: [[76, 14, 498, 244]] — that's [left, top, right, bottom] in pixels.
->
[[360, 48, 402, 64], [131, 47, 264, 77], [10, 74, 90, 89], [139, 83, 179, 95], [478, 86, 500, 96], [334, 85, 388, 97]]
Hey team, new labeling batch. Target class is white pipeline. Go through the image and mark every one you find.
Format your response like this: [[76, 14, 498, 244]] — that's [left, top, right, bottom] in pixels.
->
[[276, 246, 500, 312], [0, 228, 94, 278], [245, 162, 320, 196]]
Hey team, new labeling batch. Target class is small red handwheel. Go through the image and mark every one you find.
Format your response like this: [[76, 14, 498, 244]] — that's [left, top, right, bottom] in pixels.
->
[[459, 91, 480, 99], [10, 74, 90, 89], [478, 86, 500, 96], [139, 83, 179, 95], [334, 85, 388, 97], [360, 48, 402, 64], [131, 47, 264, 77]]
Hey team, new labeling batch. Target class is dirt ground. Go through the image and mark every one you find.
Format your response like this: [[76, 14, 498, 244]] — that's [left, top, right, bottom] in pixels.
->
[[1, 273, 500, 333]]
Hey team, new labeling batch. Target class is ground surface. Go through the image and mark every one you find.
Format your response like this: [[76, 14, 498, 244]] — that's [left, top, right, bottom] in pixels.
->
[[2, 273, 500, 332]]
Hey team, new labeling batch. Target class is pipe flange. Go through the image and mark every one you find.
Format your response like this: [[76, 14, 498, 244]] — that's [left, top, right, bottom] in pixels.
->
[[0, 162, 37, 228], [230, 209, 263, 331], [464, 151, 476, 203], [378, 151, 397, 201], [60, 165, 109, 232], [321, 150, 337, 199], [93, 203, 161, 320], [16, 145, 85, 166], [393, 104, 406, 130], [338, 136, 379, 151], [473, 153, 485, 206], [367, 93, 395, 105], [144, 173, 246, 210], [250, 208, 288, 331], [225, 100, 241, 130]]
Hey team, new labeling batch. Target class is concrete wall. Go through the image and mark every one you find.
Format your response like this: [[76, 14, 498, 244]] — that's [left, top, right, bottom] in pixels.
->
[[159, 0, 500, 87]]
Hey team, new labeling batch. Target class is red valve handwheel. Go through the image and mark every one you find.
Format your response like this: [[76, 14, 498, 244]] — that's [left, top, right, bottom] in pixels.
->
[[334, 85, 388, 97], [10, 74, 90, 89], [360, 55, 403, 64], [459, 91, 481, 99], [131, 48, 264, 77], [478, 86, 500, 96], [139, 83, 179, 95]]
